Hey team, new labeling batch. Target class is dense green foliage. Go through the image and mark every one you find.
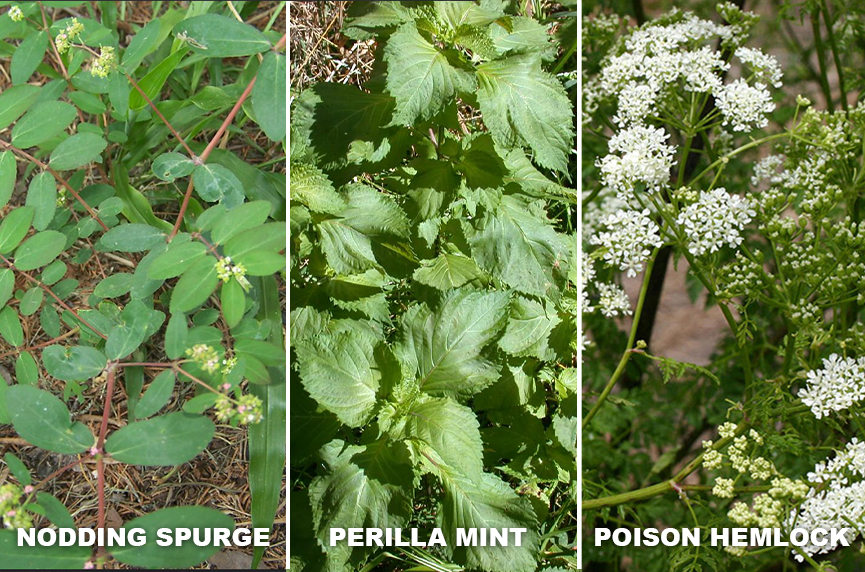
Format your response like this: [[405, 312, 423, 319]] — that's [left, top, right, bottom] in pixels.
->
[[0, 1, 285, 569], [289, 2, 578, 571]]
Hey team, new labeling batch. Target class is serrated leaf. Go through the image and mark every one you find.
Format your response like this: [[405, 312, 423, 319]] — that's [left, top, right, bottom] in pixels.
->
[[49, 133, 107, 171], [105, 412, 215, 466], [405, 398, 484, 481], [438, 470, 540, 572], [6, 385, 93, 454], [384, 24, 475, 126], [499, 296, 561, 359], [398, 289, 510, 398], [295, 332, 380, 427], [289, 162, 345, 215], [316, 184, 409, 274], [13, 230, 67, 271], [470, 195, 569, 297], [310, 439, 413, 571], [476, 54, 573, 172], [413, 252, 484, 289], [41, 345, 107, 381]]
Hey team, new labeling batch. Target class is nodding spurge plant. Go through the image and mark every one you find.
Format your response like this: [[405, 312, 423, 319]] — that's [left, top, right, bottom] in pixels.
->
[[584, 2, 865, 570], [290, 1, 578, 571], [0, 2, 286, 569]]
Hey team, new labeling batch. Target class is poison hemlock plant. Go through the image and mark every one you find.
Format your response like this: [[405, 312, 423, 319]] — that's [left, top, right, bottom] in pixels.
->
[[290, 2, 578, 571], [0, 2, 286, 569]]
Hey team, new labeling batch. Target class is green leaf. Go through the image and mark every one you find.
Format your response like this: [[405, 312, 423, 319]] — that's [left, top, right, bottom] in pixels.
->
[[98, 223, 166, 252], [437, 470, 540, 572], [0, 530, 89, 569], [11, 31, 48, 85], [406, 398, 484, 481], [309, 439, 413, 571], [490, 16, 555, 60], [252, 52, 286, 141], [152, 152, 195, 181], [173, 14, 271, 57], [128, 47, 187, 111], [15, 351, 39, 385], [469, 195, 569, 297], [225, 222, 287, 259], [170, 255, 218, 313], [398, 289, 510, 398], [120, 19, 160, 74], [134, 370, 175, 419], [0, 151, 15, 210], [19, 286, 43, 316], [316, 185, 409, 274], [288, 162, 345, 215], [290, 378, 338, 463], [0, 269, 13, 310], [499, 296, 560, 359], [93, 272, 134, 298], [221, 277, 245, 328], [35, 492, 76, 529], [295, 331, 380, 427], [0, 206, 34, 254], [147, 240, 208, 279], [0, 85, 41, 131], [476, 54, 573, 172], [0, 306, 23, 346], [105, 300, 156, 360], [4, 452, 30, 485], [413, 253, 484, 289], [41, 345, 107, 381], [105, 412, 215, 466], [236, 339, 285, 367], [49, 133, 108, 171], [110, 506, 233, 568], [193, 163, 244, 206], [5, 385, 93, 454], [25, 172, 57, 231], [212, 200, 272, 245], [384, 24, 475, 126], [11, 101, 77, 148], [13, 230, 66, 271], [165, 313, 188, 359]]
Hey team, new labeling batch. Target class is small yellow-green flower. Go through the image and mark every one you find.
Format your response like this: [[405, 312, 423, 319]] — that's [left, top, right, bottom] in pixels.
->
[[8, 5, 23, 22], [90, 45, 117, 78], [185, 344, 220, 374], [55, 18, 84, 54]]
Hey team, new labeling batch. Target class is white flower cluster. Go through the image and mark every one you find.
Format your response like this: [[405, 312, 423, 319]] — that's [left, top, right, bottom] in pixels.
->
[[787, 439, 865, 561], [714, 79, 775, 132], [751, 154, 785, 186], [7, 5, 23, 22], [598, 124, 676, 195], [590, 208, 663, 277], [676, 188, 755, 256], [597, 283, 632, 317], [735, 47, 784, 88], [799, 354, 865, 419]]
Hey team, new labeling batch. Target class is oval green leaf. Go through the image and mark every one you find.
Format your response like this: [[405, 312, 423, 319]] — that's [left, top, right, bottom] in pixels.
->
[[105, 412, 215, 466], [5, 385, 93, 454], [41, 345, 107, 381], [134, 370, 175, 419], [98, 223, 166, 252], [25, 172, 57, 231], [13, 230, 67, 271], [152, 152, 195, 181], [49, 133, 108, 171], [173, 14, 271, 57], [170, 255, 218, 313], [0, 206, 34, 254], [11, 101, 77, 148]]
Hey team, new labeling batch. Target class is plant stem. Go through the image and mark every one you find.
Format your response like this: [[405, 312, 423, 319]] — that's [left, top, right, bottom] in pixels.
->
[[583, 252, 657, 429], [126, 73, 197, 158], [820, 0, 848, 113], [96, 364, 116, 530]]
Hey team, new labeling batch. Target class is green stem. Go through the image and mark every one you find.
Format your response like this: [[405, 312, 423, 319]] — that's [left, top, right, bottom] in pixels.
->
[[583, 252, 657, 429], [811, 10, 834, 111], [689, 132, 790, 185], [821, 0, 848, 113]]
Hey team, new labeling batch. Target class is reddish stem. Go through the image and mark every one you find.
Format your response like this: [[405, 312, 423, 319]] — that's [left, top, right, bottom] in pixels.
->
[[96, 365, 115, 530], [0, 327, 80, 360], [115, 361, 173, 368], [39, 2, 70, 80], [125, 73, 197, 158]]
